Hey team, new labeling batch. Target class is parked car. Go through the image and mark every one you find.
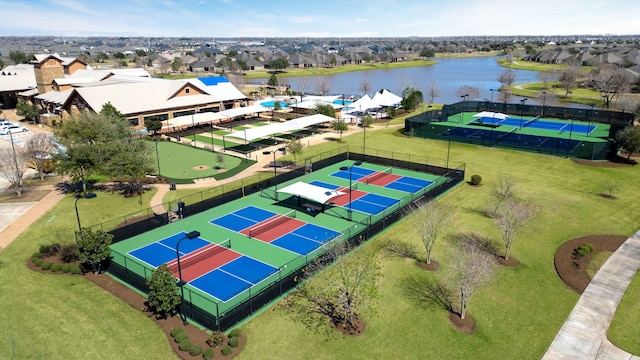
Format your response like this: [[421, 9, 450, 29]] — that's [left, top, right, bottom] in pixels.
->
[[0, 124, 29, 135]]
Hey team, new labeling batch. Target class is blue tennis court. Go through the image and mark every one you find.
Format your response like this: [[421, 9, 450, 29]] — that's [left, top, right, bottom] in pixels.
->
[[348, 193, 400, 215], [331, 167, 375, 181], [269, 223, 340, 255], [474, 117, 596, 135], [129, 232, 211, 267], [210, 206, 276, 232], [385, 176, 433, 193], [189, 256, 277, 302]]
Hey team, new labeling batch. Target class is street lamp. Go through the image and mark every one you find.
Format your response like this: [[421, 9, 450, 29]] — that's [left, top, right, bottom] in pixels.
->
[[588, 103, 595, 137], [541, 91, 547, 117], [460, 94, 468, 123], [519, 98, 528, 129], [566, 118, 575, 157], [154, 141, 162, 180], [445, 130, 452, 169], [263, 147, 286, 200], [339, 161, 362, 221], [176, 230, 201, 325], [362, 118, 367, 161], [489, 89, 495, 114], [75, 193, 97, 233]]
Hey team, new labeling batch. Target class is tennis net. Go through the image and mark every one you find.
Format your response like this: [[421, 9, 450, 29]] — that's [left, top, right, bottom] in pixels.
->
[[169, 240, 231, 270], [364, 167, 392, 184], [523, 115, 540, 128], [248, 210, 296, 238]]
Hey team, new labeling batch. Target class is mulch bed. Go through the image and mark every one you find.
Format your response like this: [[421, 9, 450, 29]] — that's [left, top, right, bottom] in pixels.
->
[[553, 234, 627, 294], [26, 257, 245, 359], [572, 151, 638, 168]]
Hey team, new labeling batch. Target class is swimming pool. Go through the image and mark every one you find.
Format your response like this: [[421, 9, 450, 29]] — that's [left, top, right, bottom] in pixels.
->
[[259, 100, 290, 108]]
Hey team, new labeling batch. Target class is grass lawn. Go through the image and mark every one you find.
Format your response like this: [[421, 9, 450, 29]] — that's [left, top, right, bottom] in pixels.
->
[[153, 141, 245, 182], [1, 124, 639, 359], [609, 273, 640, 354], [235, 127, 640, 359], [244, 60, 437, 79]]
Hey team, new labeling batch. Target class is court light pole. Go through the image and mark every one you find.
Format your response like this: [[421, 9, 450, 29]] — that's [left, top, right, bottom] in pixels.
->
[[339, 161, 362, 221], [445, 130, 452, 169], [588, 103, 595, 137], [489, 89, 495, 114], [75, 193, 97, 233], [460, 94, 468, 123], [519, 98, 528, 129], [176, 230, 201, 325], [566, 118, 575, 158], [154, 141, 162, 180], [263, 147, 286, 200], [541, 91, 547, 117]]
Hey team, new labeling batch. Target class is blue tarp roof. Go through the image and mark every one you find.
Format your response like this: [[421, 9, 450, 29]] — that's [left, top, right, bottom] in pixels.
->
[[198, 76, 229, 86]]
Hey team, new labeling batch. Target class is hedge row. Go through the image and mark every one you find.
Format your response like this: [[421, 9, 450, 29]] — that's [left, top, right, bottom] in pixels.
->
[[171, 326, 244, 359], [31, 253, 82, 274]]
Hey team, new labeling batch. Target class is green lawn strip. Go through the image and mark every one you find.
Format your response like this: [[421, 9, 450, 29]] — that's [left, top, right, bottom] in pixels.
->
[[237, 127, 640, 359], [0, 189, 175, 360], [212, 129, 231, 136], [154, 141, 243, 182], [232, 126, 250, 131], [609, 272, 640, 355], [243, 60, 438, 79]]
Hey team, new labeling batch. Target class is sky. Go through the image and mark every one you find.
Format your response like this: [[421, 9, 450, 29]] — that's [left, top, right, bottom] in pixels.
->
[[0, 0, 638, 38]]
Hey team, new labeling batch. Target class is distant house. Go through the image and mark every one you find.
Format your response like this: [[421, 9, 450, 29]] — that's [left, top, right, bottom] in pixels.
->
[[189, 57, 216, 72]]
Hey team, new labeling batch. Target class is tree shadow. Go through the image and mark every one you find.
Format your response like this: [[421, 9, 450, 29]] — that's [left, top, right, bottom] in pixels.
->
[[456, 232, 501, 258], [401, 274, 454, 314]]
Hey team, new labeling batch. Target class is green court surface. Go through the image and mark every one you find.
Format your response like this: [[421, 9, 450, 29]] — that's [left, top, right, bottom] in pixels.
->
[[110, 159, 451, 325], [153, 141, 252, 183]]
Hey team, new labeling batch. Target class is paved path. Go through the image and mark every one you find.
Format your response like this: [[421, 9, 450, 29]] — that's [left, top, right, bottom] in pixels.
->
[[543, 230, 640, 360]]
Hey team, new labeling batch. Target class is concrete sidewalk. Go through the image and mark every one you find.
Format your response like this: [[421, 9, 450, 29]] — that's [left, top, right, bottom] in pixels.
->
[[543, 230, 640, 360]]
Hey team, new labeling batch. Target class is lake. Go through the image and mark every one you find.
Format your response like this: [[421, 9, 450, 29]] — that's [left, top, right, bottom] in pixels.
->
[[250, 56, 543, 105]]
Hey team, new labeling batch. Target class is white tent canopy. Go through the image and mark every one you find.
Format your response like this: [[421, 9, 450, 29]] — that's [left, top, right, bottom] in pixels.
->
[[345, 94, 380, 114], [372, 89, 402, 107], [162, 112, 227, 129], [473, 111, 508, 120], [277, 181, 345, 204], [219, 104, 272, 118], [226, 114, 334, 142]]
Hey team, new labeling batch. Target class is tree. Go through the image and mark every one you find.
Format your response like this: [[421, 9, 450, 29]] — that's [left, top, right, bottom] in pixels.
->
[[416, 203, 454, 265], [267, 74, 279, 87], [286, 139, 303, 161], [537, 71, 557, 90], [0, 146, 26, 197], [359, 79, 372, 96], [558, 65, 581, 97], [361, 115, 374, 128], [496, 199, 532, 260], [227, 49, 239, 57], [113, 52, 126, 60], [488, 176, 515, 217], [145, 119, 163, 134], [23, 134, 58, 181], [316, 77, 331, 95], [293, 242, 382, 333], [449, 242, 495, 319], [401, 86, 423, 110], [171, 57, 183, 72], [498, 69, 517, 89], [135, 49, 147, 57], [456, 85, 480, 100], [77, 227, 113, 274], [426, 81, 440, 106], [100, 102, 126, 122], [268, 57, 289, 72], [96, 52, 109, 62], [146, 264, 181, 319], [9, 50, 29, 64], [16, 99, 38, 122], [588, 64, 632, 108], [313, 103, 335, 118], [615, 126, 640, 159], [419, 48, 435, 60], [330, 119, 349, 140]]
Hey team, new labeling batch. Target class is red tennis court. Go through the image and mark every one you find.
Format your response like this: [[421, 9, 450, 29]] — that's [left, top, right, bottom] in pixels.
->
[[328, 187, 367, 206], [166, 243, 241, 282], [360, 171, 403, 186], [240, 215, 306, 242]]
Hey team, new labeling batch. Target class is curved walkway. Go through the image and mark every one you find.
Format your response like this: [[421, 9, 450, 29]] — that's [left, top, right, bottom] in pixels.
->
[[543, 230, 640, 360]]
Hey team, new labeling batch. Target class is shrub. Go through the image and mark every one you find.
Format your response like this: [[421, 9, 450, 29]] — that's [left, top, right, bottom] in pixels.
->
[[203, 348, 215, 359], [221, 346, 232, 356], [207, 331, 225, 348], [70, 265, 82, 274], [170, 326, 184, 337], [61, 244, 80, 263], [575, 248, 589, 258], [396, 108, 406, 115], [228, 336, 239, 348], [190, 345, 203, 356], [34, 259, 43, 267], [41, 262, 53, 270], [470, 174, 482, 185], [174, 331, 188, 343], [31, 252, 42, 260], [583, 243, 595, 252], [228, 328, 241, 338], [39, 243, 61, 257], [179, 339, 193, 352], [50, 264, 62, 272], [61, 264, 72, 273]]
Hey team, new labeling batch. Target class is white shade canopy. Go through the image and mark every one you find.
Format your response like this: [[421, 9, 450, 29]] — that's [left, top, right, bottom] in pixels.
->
[[372, 89, 402, 106], [473, 111, 508, 120], [227, 114, 334, 142], [277, 181, 345, 204]]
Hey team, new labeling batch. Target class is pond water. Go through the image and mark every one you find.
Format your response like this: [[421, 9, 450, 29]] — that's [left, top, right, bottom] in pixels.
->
[[251, 56, 544, 105]]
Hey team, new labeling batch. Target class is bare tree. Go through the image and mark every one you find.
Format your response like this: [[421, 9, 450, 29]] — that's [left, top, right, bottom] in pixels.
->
[[293, 242, 382, 333], [537, 71, 557, 90], [487, 176, 515, 217], [558, 65, 582, 97], [497, 88, 513, 104], [315, 77, 331, 96], [498, 69, 517, 88], [359, 79, 372, 96], [456, 85, 481, 100], [496, 199, 533, 260], [449, 242, 495, 319], [416, 203, 454, 265], [589, 64, 633, 108], [0, 146, 27, 196], [295, 77, 310, 100], [426, 81, 440, 106], [23, 134, 58, 181]]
